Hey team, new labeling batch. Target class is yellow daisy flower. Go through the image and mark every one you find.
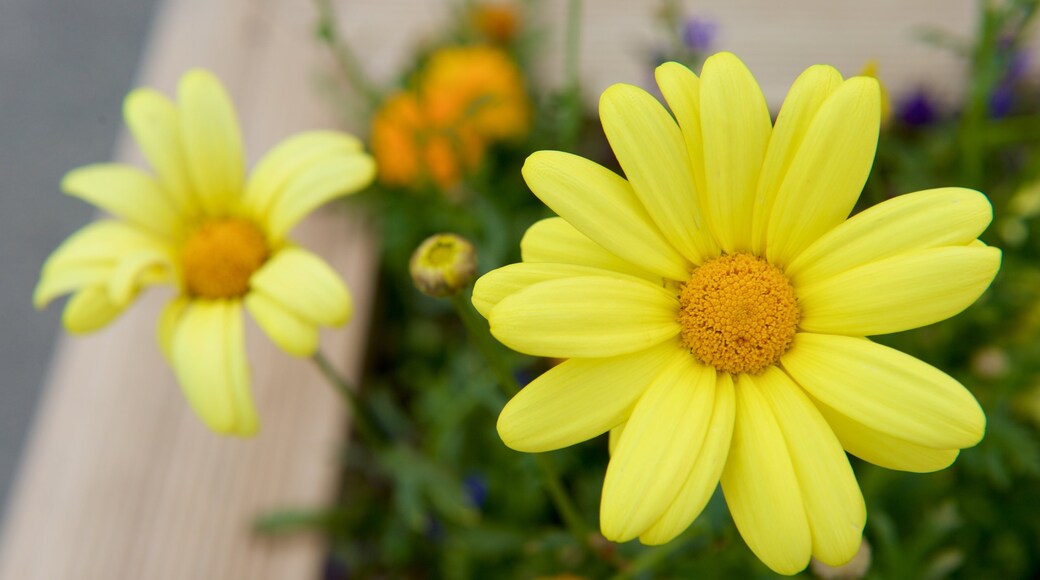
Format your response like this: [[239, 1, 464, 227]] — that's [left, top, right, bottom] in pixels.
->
[[34, 70, 376, 436], [472, 53, 1000, 574]]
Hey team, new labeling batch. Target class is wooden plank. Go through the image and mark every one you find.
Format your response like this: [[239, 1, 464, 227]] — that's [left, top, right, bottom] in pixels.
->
[[0, 0, 375, 578], [531, 0, 976, 108], [334, 0, 977, 107]]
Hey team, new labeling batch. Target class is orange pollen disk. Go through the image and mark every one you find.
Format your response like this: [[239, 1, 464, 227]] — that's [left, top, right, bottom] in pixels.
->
[[677, 253, 800, 375], [181, 219, 269, 299]]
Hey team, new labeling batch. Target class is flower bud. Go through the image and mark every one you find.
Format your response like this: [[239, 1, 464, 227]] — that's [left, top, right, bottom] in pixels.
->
[[410, 233, 477, 297]]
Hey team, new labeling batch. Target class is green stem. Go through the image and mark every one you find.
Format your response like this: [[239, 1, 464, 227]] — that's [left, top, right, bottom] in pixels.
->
[[450, 294, 591, 540], [610, 536, 692, 580], [559, 0, 584, 150], [982, 113, 1040, 146], [958, 5, 997, 187], [313, 0, 382, 110], [312, 350, 385, 446], [451, 294, 517, 395], [565, 0, 582, 95]]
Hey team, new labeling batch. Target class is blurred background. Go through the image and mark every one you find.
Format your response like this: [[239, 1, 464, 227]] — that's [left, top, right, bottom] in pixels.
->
[[0, 0, 159, 521], [2, 0, 1038, 578], [0, 0, 979, 521]]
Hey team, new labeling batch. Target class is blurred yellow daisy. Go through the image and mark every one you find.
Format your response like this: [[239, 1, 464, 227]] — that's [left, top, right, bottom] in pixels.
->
[[472, 53, 1000, 574], [35, 69, 375, 436]]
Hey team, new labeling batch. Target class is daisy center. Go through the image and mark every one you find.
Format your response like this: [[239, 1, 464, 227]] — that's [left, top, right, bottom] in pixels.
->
[[677, 253, 799, 375], [181, 219, 269, 299]]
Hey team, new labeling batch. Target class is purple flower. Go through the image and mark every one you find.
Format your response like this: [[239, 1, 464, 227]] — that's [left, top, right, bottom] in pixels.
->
[[989, 84, 1015, 118], [897, 89, 938, 127], [989, 49, 1028, 118], [463, 472, 488, 508], [682, 18, 716, 53]]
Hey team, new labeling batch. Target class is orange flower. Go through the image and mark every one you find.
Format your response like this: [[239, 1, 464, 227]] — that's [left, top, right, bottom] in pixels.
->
[[371, 45, 530, 191], [422, 45, 530, 142], [472, 3, 520, 44], [370, 92, 483, 191]]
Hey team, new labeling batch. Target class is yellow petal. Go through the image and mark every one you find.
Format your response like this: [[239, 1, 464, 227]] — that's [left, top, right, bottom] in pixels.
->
[[177, 69, 245, 216], [473, 262, 653, 319], [600, 83, 718, 263], [608, 421, 626, 455], [40, 220, 167, 276], [798, 245, 1001, 336], [266, 151, 376, 241], [782, 333, 985, 449], [757, 367, 865, 566], [721, 373, 811, 575], [158, 296, 189, 361], [34, 265, 110, 310], [520, 218, 658, 282], [242, 130, 363, 219], [641, 372, 734, 545], [245, 291, 319, 357], [752, 65, 844, 255], [654, 62, 707, 219], [106, 248, 174, 307], [36, 221, 175, 309], [811, 395, 959, 473], [171, 300, 258, 436], [766, 77, 880, 267], [788, 187, 994, 287], [62, 164, 183, 239], [123, 88, 198, 216], [601, 356, 716, 541], [250, 247, 352, 327], [699, 52, 772, 253], [489, 276, 679, 358], [497, 342, 682, 452], [522, 151, 690, 280], [62, 285, 126, 334]]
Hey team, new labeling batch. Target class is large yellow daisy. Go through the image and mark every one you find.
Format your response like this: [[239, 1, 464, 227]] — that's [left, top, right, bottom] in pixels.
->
[[472, 53, 1000, 574], [34, 70, 375, 436]]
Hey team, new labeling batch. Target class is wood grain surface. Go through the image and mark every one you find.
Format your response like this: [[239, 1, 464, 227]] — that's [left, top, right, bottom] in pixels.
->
[[0, 1, 375, 578]]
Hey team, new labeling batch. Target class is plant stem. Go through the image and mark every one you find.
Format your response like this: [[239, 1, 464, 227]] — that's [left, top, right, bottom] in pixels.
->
[[313, 0, 382, 110], [312, 350, 384, 446], [610, 536, 692, 580], [450, 294, 592, 540], [565, 0, 582, 96], [451, 294, 517, 395], [982, 113, 1040, 146], [559, 0, 584, 150]]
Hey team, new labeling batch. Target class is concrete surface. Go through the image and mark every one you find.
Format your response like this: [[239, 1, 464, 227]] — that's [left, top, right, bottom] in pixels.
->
[[0, 0, 160, 520]]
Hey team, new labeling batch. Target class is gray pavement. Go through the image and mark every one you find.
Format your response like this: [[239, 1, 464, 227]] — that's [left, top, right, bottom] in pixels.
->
[[0, 0, 160, 520]]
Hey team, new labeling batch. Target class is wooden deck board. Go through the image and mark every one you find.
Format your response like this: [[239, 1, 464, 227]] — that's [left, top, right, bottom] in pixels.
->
[[0, 0, 374, 578]]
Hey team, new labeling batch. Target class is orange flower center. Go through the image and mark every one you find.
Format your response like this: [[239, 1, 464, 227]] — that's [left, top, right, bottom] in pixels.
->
[[181, 219, 269, 299], [677, 253, 800, 375]]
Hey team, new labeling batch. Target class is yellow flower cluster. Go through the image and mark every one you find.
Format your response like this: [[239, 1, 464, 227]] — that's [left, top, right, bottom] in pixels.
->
[[371, 45, 530, 192]]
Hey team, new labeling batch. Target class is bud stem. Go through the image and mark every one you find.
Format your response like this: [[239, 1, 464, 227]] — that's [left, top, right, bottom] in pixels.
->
[[450, 294, 592, 541], [312, 350, 385, 446]]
